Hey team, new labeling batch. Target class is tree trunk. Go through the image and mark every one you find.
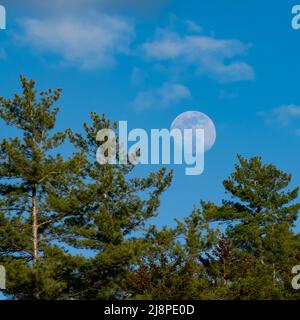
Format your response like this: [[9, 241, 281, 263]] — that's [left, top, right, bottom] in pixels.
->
[[32, 185, 38, 265], [223, 260, 227, 285]]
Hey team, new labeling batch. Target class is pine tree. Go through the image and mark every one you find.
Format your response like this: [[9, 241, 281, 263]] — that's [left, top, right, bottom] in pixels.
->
[[125, 225, 182, 299], [2, 77, 300, 301], [0, 76, 86, 299], [204, 155, 300, 299], [125, 207, 216, 299], [0, 76, 173, 300], [49, 112, 173, 299]]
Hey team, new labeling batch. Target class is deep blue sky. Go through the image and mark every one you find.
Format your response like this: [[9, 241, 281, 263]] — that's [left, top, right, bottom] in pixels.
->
[[1, 0, 300, 232]]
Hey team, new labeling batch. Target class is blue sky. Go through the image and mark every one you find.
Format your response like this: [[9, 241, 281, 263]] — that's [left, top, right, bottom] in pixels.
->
[[1, 0, 300, 233]]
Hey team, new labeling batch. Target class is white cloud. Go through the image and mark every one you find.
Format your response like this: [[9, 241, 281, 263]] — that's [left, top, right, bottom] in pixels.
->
[[140, 27, 254, 83], [133, 83, 191, 110], [185, 20, 202, 33], [259, 104, 300, 127], [3, 0, 168, 16], [7, 0, 168, 71], [219, 90, 238, 100], [18, 14, 134, 70]]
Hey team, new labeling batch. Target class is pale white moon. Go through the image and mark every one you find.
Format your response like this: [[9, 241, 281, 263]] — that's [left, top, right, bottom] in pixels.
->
[[170, 111, 216, 152]]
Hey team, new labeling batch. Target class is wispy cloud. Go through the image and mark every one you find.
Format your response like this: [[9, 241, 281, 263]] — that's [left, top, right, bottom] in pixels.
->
[[219, 89, 239, 100], [11, 0, 166, 71], [140, 27, 254, 83], [3, 0, 169, 15], [133, 82, 191, 110], [185, 20, 203, 33], [18, 14, 134, 70], [259, 104, 300, 127]]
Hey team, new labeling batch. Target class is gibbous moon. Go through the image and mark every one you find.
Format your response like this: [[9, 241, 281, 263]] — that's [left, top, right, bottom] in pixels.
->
[[170, 111, 216, 152]]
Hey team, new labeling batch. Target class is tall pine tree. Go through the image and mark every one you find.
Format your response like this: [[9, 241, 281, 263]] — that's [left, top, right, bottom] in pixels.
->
[[0, 76, 88, 299], [55, 113, 173, 299], [204, 155, 300, 299]]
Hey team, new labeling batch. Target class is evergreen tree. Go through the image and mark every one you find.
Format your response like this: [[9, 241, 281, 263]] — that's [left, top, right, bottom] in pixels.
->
[[0, 76, 87, 299], [0, 76, 173, 300], [203, 155, 300, 299], [1, 77, 300, 301], [50, 112, 173, 299], [125, 207, 216, 299]]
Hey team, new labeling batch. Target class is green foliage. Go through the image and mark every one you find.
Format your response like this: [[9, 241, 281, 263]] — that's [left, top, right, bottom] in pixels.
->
[[0, 76, 172, 299], [124, 207, 217, 300], [0, 77, 300, 300], [125, 156, 300, 300], [201, 155, 300, 299], [0, 76, 87, 299]]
